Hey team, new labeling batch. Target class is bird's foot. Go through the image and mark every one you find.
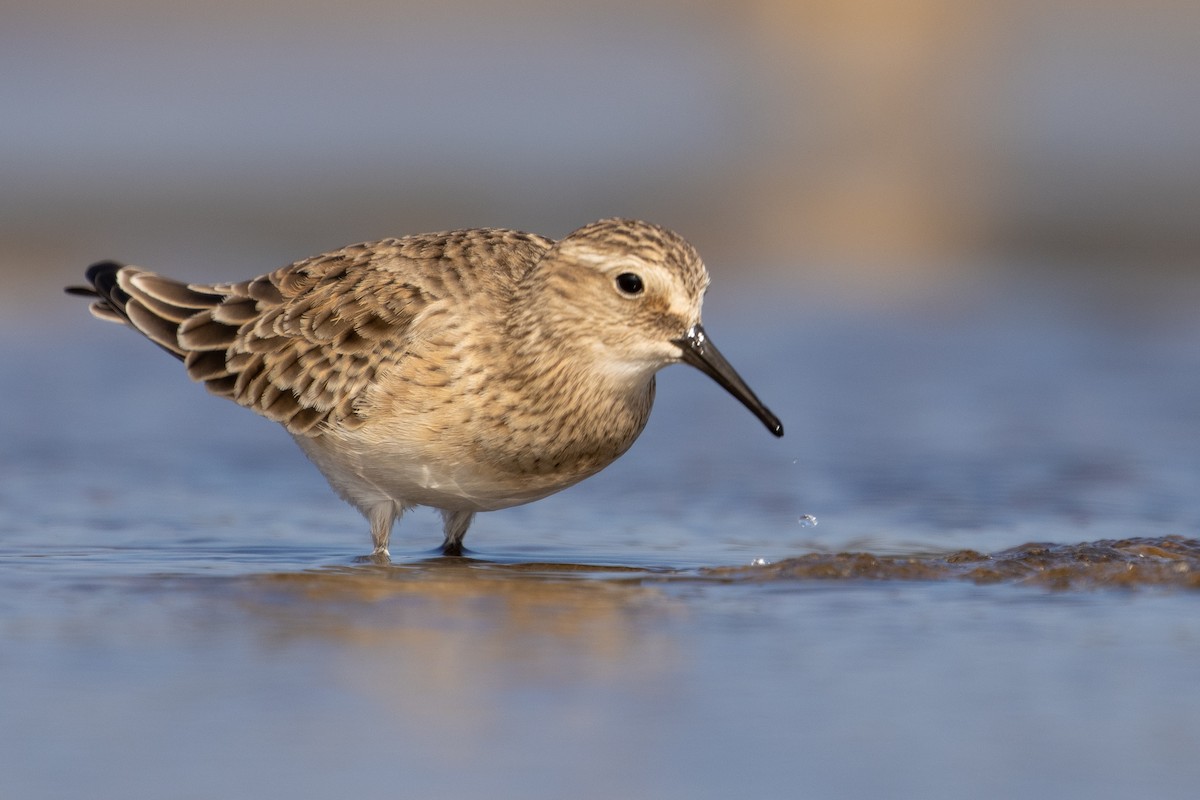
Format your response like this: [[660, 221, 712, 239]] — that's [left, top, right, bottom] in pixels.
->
[[353, 548, 392, 565], [440, 540, 466, 558]]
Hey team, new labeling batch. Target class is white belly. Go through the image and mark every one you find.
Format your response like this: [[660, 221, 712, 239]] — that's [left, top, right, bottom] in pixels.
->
[[292, 432, 581, 515]]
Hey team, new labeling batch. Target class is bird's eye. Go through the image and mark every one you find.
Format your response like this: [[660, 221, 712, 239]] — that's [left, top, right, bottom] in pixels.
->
[[615, 272, 644, 296]]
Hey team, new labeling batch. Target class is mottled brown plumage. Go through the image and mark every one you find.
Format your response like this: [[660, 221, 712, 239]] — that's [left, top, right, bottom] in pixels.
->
[[68, 218, 782, 557]]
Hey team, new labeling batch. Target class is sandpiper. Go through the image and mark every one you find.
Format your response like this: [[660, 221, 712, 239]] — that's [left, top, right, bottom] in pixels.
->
[[67, 218, 783, 557]]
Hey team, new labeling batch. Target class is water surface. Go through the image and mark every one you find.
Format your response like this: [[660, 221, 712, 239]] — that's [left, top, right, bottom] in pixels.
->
[[3, 287, 1200, 799]]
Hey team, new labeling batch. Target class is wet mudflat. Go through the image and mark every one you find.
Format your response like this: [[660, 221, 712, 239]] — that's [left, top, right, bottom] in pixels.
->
[[4, 287, 1200, 799], [709, 535, 1200, 589]]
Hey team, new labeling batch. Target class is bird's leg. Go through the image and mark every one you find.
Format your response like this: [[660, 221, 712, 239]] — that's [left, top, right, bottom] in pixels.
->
[[367, 500, 403, 560], [439, 510, 475, 557]]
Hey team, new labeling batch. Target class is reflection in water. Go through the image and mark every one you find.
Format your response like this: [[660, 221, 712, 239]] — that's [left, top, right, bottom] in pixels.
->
[[708, 536, 1200, 590], [215, 535, 1200, 730], [230, 561, 681, 733], [6, 540, 1200, 798], [194, 538, 1200, 747]]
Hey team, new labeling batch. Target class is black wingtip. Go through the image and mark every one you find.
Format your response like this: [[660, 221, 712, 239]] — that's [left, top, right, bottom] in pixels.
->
[[85, 260, 124, 289], [66, 261, 126, 298], [84, 260, 131, 307]]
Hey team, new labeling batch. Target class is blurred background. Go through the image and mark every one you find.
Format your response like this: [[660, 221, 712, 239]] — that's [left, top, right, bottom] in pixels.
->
[[3, 0, 1198, 317]]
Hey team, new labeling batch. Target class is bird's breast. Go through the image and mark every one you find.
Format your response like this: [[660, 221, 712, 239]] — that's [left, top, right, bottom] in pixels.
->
[[314, 371, 654, 512]]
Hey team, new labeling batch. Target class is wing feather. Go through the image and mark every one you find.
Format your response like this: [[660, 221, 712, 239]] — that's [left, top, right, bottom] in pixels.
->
[[70, 228, 554, 436], [73, 246, 433, 434]]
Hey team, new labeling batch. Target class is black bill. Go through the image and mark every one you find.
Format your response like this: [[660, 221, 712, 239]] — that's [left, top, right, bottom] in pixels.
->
[[673, 324, 784, 437]]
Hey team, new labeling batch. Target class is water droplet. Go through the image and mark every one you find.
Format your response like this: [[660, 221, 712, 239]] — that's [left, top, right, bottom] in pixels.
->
[[798, 514, 818, 528], [750, 557, 770, 567]]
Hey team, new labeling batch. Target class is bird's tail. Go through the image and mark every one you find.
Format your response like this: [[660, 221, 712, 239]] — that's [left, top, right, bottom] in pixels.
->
[[65, 261, 229, 361]]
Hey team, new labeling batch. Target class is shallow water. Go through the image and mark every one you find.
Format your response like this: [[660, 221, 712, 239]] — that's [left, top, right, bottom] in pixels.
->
[[4, 287, 1200, 799]]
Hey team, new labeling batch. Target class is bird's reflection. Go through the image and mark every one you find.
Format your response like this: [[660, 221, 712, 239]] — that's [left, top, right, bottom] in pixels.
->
[[230, 558, 682, 731]]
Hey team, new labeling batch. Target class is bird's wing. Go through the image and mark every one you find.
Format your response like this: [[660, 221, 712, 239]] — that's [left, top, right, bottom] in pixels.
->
[[77, 242, 438, 435], [73, 230, 553, 435]]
